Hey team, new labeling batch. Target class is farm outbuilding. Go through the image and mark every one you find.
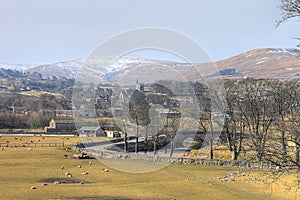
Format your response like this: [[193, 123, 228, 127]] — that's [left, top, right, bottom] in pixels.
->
[[104, 130, 122, 138], [79, 126, 105, 137], [44, 119, 77, 133]]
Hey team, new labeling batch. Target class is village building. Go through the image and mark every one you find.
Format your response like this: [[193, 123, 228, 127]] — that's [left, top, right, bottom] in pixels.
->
[[104, 130, 122, 138], [44, 118, 76, 133], [79, 126, 105, 137]]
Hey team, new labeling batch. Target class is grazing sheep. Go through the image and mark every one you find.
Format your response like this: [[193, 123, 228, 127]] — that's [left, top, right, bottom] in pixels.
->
[[63, 154, 68, 158], [89, 161, 92, 165], [65, 172, 72, 176], [6, 140, 9, 143], [68, 174, 72, 178], [82, 171, 89, 175], [30, 140, 33, 143], [79, 182, 84, 185], [42, 183, 48, 186], [103, 169, 109, 172], [54, 181, 60, 184], [77, 165, 81, 168], [22, 144, 26, 147], [65, 147, 71, 152], [61, 165, 64, 170], [31, 186, 36, 189]]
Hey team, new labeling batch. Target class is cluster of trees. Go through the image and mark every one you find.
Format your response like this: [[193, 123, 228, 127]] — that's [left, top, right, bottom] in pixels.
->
[[0, 113, 51, 129], [218, 79, 300, 167]]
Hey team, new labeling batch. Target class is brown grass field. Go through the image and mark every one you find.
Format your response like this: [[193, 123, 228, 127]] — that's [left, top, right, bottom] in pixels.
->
[[0, 135, 298, 200]]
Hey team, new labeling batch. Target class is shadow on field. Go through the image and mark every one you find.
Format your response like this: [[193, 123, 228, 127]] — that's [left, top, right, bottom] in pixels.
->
[[40, 177, 90, 184], [67, 197, 139, 200]]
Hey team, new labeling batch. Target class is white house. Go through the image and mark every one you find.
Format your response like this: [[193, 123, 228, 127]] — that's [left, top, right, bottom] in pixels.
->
[[104, 130, 122, 138]]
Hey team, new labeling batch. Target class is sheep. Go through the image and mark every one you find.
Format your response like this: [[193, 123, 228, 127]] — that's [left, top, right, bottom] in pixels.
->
[[79, 182, 84, 185], [65, 172, 72, 176], [31, 186, 37, 189], [89, 161, 92, 165], [28, 148, 32, 151], [68, 174, 72, 178], [65, 147, 71, 152], [77, 165, 81, 168], [103, 169, 109, 172], [42, 183, 48, 186], [54, 181, 60, 184], [61, 165, 64, 170], [82, 171, 89, 175], [63, 154, 68, 158]]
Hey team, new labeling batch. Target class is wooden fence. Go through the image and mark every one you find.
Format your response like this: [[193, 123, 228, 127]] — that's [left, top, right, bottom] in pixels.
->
[[0, 142, 64, 148]]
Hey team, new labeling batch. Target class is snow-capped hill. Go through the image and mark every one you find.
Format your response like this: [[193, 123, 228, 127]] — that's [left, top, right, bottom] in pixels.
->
[[214, 48, 300, 79], [0, 63, 36, 71], [3, 47, 299, 80], [267, 48, 300, 55], [26, 59, 85, 79]]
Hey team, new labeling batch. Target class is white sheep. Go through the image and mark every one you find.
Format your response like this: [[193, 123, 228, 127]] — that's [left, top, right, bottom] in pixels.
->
[[65, 172, 72, 176], [103, 169, 109, 172], [31, 186, 37, 189], [82, 171, 89, 175]]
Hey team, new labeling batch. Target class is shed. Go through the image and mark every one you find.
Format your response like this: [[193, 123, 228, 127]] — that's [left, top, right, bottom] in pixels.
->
[[79, 126, 105, 137]]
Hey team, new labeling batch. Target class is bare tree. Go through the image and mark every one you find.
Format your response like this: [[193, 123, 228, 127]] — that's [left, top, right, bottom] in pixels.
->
[[277, 0, 300, 46], [285, 80, 300, 167], [264, 80, 291, 166], [239, 79, 276, 162], [129, 90, 150, 154], [166, 117, 180, 157], [223, 80, 245, 160]]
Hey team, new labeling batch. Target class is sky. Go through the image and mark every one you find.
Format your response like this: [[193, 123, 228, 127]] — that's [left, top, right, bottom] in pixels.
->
[[0, 0, 299, 64]]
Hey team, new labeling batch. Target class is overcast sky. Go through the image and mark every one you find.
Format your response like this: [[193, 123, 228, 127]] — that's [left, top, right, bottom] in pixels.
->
[[0, 0, 298, 64]]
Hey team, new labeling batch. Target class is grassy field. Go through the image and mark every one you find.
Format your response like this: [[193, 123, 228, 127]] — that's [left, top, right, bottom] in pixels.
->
[[0, 136, 298, 200]]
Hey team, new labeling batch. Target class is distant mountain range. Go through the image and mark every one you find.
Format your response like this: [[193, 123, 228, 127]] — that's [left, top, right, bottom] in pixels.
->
[[1, 48, 300, 81]]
